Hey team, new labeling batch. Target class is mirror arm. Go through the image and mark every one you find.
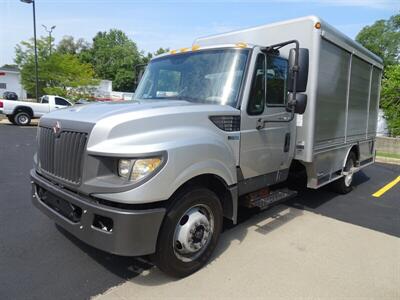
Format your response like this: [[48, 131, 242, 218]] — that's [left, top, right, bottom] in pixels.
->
[[256, 40, 303, 129], [256, 105, 295, 129]]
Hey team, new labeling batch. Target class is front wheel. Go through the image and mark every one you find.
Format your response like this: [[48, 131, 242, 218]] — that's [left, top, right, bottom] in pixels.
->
[[152, 187, 223, 278]]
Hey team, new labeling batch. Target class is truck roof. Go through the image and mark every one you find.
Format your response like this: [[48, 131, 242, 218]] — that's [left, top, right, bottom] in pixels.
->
[[194, 16, 383, 68]]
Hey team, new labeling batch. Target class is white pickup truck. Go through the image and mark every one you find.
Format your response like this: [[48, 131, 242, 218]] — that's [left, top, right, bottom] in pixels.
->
[[0, 95, 72, 126]]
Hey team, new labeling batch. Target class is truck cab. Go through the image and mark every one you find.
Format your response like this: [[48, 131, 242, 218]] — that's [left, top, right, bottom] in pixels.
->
[[30, 16, 382, 278]]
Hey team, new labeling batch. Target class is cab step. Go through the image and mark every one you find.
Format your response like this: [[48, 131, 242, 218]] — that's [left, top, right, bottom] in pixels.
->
[[242, 188, 298, 210]]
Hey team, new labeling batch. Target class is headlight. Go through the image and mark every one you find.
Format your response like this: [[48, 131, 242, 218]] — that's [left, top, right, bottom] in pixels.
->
[[118, 157, 162, 182]]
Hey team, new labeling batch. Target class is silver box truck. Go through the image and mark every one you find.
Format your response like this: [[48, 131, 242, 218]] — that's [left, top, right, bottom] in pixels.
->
[[31, 16, 383, 277]]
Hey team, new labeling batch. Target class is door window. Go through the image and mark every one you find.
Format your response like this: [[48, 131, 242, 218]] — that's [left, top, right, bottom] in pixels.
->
[[247, 54, 266, 115], [266, 56, 288, 106], [55, 97, 71, 106]]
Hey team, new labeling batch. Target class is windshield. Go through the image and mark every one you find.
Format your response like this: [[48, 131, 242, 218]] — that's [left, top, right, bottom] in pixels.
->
[[134, 48, 249, 107]]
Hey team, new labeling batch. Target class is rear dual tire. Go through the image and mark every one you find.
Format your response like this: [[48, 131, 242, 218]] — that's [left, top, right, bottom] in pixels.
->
[[152, 187, 223, 278], [332, 152, 356, 194]]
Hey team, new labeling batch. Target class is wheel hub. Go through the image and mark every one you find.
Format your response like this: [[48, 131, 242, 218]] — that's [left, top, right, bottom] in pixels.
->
[[173, 205, 214, 262]]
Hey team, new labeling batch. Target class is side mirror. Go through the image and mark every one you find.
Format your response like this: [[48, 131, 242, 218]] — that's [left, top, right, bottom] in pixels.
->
[[134, 64, 147, 85], [286, 93, 307, 114], [135, 69, 144, 85], [288, 48, 309, 93]]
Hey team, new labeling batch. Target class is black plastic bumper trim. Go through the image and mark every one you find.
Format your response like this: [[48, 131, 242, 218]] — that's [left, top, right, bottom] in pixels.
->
[[30, 169, 166, 256]]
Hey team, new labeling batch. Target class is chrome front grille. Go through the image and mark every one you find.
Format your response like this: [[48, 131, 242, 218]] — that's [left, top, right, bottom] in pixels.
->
[[38, 127, 87, 184]]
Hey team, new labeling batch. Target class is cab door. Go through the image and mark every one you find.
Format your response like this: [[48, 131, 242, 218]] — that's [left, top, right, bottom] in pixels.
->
[[37, 96, 51, 116], [239, 48, 294, 188]]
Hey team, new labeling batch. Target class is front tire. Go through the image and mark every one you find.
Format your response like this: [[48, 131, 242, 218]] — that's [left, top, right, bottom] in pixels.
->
[[15, 112, 31, 126], [332, 152, 356, 194], [153, 187, 223, 278]]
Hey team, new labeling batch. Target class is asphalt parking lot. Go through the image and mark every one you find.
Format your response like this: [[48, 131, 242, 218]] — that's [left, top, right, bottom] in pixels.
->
[[1, 124, 399, 299]]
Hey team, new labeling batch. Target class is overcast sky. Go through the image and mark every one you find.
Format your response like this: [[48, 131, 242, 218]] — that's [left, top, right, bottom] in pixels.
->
[[0, 0, 399, 66]]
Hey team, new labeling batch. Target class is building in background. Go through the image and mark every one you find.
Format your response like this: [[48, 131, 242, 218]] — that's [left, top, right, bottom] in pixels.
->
[[0, 66, 27, 99], [93, 80, 134, 101]]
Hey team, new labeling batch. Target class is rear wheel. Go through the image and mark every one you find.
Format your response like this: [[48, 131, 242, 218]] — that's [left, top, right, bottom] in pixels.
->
[[7, 115, 17, 125], [15, 112, 31, 126], [332, 152, 356, 194], [152, 187, 223, 278]]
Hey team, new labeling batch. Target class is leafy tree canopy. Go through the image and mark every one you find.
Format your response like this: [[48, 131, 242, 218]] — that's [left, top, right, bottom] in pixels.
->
[[380, 64, 400, 136], [57, 36, 89, 55], [79, 29, 144, 92], [15, 36, 97, 100], [356, 13, 400, 67]]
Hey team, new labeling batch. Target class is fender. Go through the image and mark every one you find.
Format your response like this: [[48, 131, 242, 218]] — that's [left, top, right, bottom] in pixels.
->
[[342, 144, 359, 168], [13, 105, 33, 116]]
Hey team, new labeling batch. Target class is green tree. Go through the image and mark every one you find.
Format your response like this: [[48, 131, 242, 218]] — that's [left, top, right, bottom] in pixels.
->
[[57, 36, 89, 55], [143, 47, 170, 64], [15, 36, 97, 100], [380, 64, 400, 136], [356, 13, 400, 67], [154, 47, 170, 56], [357, 13, 400, 135], [80, 29, 144, 92]]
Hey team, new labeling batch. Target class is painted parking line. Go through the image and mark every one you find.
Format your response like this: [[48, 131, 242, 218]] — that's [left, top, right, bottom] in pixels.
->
[[372, 176, 400, 198]]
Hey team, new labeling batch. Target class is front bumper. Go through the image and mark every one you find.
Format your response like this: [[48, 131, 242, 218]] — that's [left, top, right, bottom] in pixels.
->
[[30, 169, 166, 256]]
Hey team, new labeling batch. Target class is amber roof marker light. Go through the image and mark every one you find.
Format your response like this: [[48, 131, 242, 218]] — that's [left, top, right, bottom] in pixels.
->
[[315, 22, 321, 29]]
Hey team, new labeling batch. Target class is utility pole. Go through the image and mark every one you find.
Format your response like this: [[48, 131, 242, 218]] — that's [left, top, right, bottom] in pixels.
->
[[20, 0, 39, 102]]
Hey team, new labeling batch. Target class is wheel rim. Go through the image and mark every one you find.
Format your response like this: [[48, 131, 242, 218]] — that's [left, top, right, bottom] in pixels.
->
[[173, 204, 214, 262], [18, 115, 28, 125], [344, 171, 353, 187], [344, 159, 354, 187]]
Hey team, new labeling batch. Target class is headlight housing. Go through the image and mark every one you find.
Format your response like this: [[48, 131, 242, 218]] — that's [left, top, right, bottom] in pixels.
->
[[118, 157, 162, 182]]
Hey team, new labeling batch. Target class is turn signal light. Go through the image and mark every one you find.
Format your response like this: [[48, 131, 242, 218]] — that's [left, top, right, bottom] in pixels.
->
[[0, 101, 3, 108]]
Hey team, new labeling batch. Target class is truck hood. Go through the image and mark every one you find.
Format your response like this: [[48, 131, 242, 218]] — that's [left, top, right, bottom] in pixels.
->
[[40, 100, 240, 148], [41, 100, 200, 124]]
